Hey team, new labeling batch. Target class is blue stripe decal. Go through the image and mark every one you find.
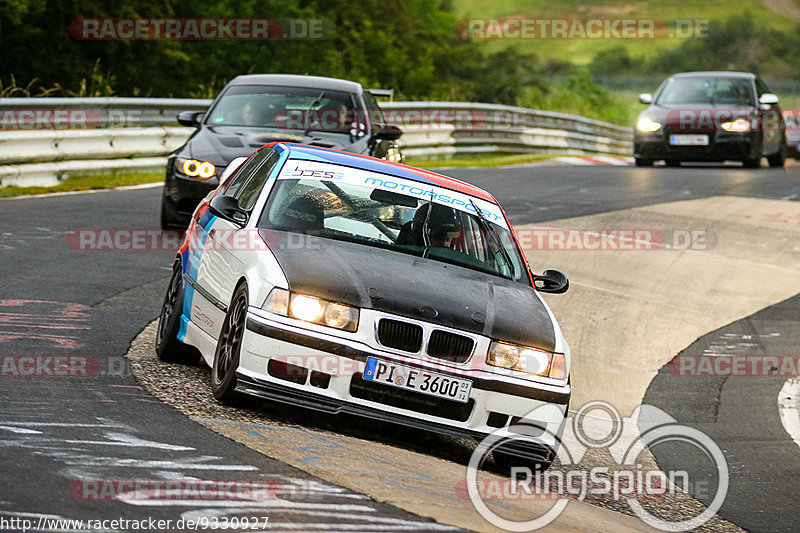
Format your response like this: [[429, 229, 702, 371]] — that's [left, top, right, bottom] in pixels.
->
[[283, 143, 438, 185], [177, 283, 194, 342], [180, 213, 218, 340]]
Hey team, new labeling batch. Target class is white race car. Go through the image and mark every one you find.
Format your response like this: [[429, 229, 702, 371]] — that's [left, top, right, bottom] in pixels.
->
[[156, 142, 571, 469]]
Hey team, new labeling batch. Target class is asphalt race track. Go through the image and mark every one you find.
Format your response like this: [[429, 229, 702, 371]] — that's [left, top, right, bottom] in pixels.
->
[[1, 162, 799, 532]]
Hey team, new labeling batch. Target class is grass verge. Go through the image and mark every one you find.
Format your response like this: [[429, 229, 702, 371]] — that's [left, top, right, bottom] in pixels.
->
[[0, 172, 163, 198], [405, 152, 568, 168]]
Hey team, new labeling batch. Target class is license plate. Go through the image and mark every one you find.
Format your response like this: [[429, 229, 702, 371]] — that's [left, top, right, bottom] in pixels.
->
[[670, 134, 709, 146], [362, 357, 472, 403]]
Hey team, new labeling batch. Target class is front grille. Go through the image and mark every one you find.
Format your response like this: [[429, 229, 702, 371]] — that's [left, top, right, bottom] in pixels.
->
[[377, 319, 423, 352], [349, 374, 474, 422], [427, 330, 474, 363]]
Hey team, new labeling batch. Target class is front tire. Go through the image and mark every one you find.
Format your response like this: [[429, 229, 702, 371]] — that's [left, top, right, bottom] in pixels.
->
[[768, 140, 787, 168], [634, 158, 653, 167], [155, 259, 197, 364], [211, 283, 248, 405]]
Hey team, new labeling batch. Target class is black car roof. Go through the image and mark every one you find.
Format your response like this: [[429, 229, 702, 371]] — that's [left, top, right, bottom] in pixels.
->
[[669, 71, 756, 80], [227, 74, 364, 94]]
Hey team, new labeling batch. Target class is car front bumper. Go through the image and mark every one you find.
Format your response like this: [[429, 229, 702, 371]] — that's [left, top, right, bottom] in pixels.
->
[[238, 308, 570, 462], [163, 164, 219, 222], [634, 130, 758, 161]]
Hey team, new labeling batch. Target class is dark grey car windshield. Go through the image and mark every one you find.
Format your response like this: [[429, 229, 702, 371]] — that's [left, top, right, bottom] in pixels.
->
[[205, 85, 358, 133], [656, 78, 755, 106]]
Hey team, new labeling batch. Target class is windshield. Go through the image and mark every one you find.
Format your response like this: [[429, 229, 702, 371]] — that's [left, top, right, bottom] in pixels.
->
[[257, 160, 528, 283], [656, 78, 755, 106], [205, 85, 359, 133]]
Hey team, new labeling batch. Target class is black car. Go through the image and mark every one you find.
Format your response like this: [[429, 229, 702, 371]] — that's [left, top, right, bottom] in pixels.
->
[[634, 71, 786, 168], [161, 74, 404, 229]]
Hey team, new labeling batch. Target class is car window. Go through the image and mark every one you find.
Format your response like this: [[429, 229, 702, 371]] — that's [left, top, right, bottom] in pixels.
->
[[205, 85, 356, 133], [218, 149, 273, 199], [258, 160, 528, 283], [235, 150, 281, 211], [657, 78, 754, 106]]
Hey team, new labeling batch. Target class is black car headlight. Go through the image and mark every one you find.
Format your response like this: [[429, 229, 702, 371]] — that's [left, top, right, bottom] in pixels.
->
[[263, 288, 359, 332], [487, 340, 567, 381], [636, 117, 662, 133], [720, 119, 751, 132], [175, 157, 217, 179]]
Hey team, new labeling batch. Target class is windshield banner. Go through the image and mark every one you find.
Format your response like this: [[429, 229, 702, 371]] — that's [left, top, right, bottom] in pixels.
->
[[278, 160, 508, 229]]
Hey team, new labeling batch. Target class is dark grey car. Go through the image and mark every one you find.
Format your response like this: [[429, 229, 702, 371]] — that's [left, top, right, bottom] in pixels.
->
[[634, 71, 786, 168], [161, 74, 403, 228]]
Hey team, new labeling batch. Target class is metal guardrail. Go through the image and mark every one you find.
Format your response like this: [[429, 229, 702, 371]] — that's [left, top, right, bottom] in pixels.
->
[[0, 97, 632, 187]]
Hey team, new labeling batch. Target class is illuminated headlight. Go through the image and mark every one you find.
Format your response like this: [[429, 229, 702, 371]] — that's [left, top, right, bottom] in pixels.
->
[[263, 288, 358, 332], [382, 147, 403, 163], [176, 157, 216, 179], [720, 119, 750, 132], [636, 117, 662, 132], [487, 340, 567, 381]]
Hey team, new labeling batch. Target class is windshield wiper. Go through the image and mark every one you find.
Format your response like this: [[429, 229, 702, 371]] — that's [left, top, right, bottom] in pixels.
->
[[469, 199, 515, 279], [322, 181, 397, 242]]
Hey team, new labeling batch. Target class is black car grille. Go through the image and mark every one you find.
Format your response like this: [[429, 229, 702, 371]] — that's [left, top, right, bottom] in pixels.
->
[[376, 318, 475, 362], [427, 330, 474, 363], [349, 374, 474, 422], [377, 319, 423, 352]]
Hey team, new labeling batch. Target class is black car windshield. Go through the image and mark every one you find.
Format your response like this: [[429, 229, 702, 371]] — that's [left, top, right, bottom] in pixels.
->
[[656, 78, 755, 106], [257, 159, 528, 283], [205, 85, 359, 133]]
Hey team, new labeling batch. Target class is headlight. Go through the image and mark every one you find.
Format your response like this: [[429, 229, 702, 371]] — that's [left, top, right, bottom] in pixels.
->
[[263, 288, 359, 332], [176, 157, 216, 179], [720, 119, 751, 132], [382, 147, 403, 163], [487, 340, 567, 381], [636, 117, 662, 132]]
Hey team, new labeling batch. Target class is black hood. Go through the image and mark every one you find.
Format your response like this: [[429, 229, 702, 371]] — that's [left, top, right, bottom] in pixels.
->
[[185, 126, 352, 165], [269, 232, 556, 352]]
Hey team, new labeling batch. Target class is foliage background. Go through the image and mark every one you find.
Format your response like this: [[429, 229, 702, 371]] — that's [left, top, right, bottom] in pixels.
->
[[2, 0, 800, 125]]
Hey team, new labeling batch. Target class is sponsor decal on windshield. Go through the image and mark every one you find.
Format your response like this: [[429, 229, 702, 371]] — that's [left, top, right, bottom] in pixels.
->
[[278, 160, 508, 228]]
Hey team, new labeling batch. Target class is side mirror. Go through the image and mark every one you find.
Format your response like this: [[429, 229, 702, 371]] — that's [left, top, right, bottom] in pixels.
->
[[639, 93, 653, 105], [209, 195, 248, 226], [373, 124, 403, 141], [218, 157, 247, 186], [759, 93, 779, 108], [533, 269, 569, 294], [177, 110, 204, 127]]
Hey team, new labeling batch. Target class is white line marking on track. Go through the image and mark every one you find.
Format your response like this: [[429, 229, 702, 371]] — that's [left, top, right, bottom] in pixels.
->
[[778, 378, 800, 448]]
